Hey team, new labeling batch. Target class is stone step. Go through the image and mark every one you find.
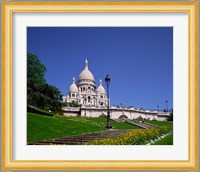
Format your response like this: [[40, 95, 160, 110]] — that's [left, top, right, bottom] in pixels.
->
[[30, 142, 83, 145], [111, 119, 124, 123], [55, 137, 108, 141], [125, 120, 157, 129], [28, 129, 132, 145]]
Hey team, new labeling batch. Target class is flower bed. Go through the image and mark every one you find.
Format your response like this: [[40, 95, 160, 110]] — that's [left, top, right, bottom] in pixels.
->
[[85, 126, 171, 145], [57, 116, 105, 126]]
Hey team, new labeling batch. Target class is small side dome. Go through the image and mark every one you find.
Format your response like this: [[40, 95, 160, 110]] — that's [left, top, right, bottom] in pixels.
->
[[97, 79, 105, 94], [69, 77, 78, 92]]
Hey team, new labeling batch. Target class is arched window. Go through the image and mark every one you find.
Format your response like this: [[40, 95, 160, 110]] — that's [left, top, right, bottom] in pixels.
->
[[88, 96, 91, 102]]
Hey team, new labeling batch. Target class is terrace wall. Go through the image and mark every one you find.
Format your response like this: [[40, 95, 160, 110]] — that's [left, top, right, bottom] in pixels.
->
[[63, 106, 169, 121]]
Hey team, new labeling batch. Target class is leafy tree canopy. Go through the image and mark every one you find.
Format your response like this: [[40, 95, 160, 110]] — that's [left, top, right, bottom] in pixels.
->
[[27, 53, 62, 112], [27, 53, 46, 85]]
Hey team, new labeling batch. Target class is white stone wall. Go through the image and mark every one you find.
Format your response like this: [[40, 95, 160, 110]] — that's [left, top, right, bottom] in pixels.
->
[[80, 108, 107, 118], [157, 116, 168, 121], [109, 110, 157, 120], [63, 113, 78, 117], [62, 106, 169, 121]]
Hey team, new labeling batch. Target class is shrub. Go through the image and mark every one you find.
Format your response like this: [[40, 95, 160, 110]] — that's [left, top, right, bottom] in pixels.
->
[[168, 112, 173, 121], [99, 113, 107, 118], [62, 102, 81, 107], [137, 116, 144, 122]]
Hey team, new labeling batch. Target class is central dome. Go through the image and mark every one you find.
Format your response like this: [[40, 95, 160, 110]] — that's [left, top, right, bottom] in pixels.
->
[[78, 59, 95, 81]]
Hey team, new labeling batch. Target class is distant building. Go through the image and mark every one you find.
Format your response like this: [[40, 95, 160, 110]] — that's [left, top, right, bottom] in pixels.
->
[[62, 59, 170, 121], [63, 59, 107, 107]]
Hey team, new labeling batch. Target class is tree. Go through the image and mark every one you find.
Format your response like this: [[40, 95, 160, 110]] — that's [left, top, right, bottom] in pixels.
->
[[168, 112, 173, 121], [27, 53, 46, 85], [44, 84, 62, 111], [27, 53, 62, 112]]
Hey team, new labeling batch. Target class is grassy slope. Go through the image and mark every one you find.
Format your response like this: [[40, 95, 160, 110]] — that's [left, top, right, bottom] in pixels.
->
[[27, 113, 107, 142], [27, 113, 171, 144], [146, 120, 173, 145], [86, 117, 140, 129], [145, 120, 173, 127], [152, 133, 173, 145]]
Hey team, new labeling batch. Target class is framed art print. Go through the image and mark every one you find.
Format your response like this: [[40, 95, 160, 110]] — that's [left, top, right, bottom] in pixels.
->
[[2, 1, 198, 170]]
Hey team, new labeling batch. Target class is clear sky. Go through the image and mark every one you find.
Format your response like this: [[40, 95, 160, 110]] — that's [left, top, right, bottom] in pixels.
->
[[27, 27, 173, 110]]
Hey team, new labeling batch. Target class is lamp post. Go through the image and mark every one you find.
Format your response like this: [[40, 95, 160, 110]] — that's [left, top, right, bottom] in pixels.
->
[[166, 100, 168, 112], [105, 75, 112, 129], [157, 105, 159, 111]]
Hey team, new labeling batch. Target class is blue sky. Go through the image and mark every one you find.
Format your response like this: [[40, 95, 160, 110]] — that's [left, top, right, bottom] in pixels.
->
[[27, 27, 173, 110]]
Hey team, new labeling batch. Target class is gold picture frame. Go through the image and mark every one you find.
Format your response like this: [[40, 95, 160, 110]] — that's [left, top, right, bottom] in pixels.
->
[[2, 2, 198, 170]]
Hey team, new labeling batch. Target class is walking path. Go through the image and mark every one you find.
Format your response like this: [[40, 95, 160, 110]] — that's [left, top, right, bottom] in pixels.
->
[[125, 120, 157, 129], [28, 129, 132, 145], [112, 119, 158, 129]]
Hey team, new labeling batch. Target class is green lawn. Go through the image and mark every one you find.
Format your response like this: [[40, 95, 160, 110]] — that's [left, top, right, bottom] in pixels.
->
[[144, 120, 173, 127], [27, 113, 139, 142], [152, 133, 173, 145], [145, 120, 173, 145], [27, 113, 107, 142], [86, 117, 140, 129], [27, 113, 172, 144]]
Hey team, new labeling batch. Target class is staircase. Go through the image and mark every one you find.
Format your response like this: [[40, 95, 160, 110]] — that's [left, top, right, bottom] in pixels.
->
[[125, 119, 157, 129], [28, 129, 132, 145], [111, 118, 125, 123]]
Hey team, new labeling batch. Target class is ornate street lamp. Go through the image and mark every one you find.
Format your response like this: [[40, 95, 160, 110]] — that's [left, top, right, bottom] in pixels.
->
[[166, 100, 168, 112], [105, 75, 112, 129], [157, 105, 159, 111]]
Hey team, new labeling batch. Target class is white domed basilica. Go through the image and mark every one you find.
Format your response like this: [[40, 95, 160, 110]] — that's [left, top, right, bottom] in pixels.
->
[[63, 59, 107, 107], [62, 58, 170, 121]]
